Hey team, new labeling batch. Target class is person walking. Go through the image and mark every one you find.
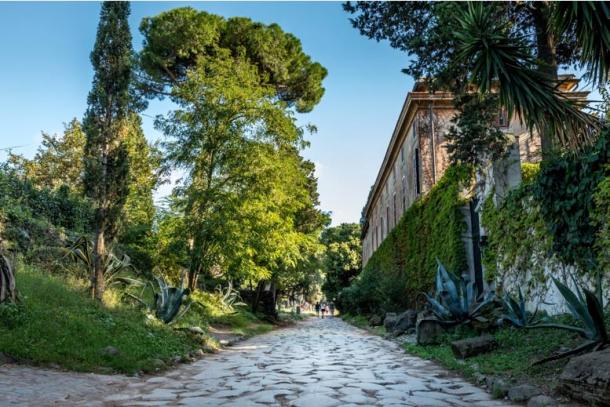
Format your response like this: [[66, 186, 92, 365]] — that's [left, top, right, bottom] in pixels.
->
[[329, 302, 335, 317], [315, 301, 321, 317], [321, 303, 326, 319]]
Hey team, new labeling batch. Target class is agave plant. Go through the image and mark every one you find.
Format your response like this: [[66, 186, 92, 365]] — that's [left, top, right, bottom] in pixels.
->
[[502, 287, 539, 328], [65, 236, 140, 288], [532, 277, 609, 365], [0, 254, 16, 303], [125, 273, 192, 324], [215, 280, 246, 310], [424, 260, 496, 327]]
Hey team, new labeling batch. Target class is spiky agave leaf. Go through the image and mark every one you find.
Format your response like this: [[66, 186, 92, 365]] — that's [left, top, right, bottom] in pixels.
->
[[584, 288, 608, 343], [553, 277, 596, 338], [454, 2, 598, 151]]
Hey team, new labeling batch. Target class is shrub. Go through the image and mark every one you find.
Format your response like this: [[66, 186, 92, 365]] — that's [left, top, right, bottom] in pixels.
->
[[340, 166, 469, 315]]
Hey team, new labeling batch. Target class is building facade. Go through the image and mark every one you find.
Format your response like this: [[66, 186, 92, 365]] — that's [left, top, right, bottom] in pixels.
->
[[361, 77, 585, 267]]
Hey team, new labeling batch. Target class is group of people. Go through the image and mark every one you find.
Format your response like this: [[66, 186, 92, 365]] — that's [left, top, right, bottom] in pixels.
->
[[314, 301, 334, 318]]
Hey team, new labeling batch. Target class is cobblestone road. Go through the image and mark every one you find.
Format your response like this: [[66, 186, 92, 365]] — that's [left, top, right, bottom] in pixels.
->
[[1, 317, 516, 406]]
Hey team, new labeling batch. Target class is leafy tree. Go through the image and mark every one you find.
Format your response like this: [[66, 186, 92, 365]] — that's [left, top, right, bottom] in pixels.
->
[[8, 119, 85, 192], [344, 1, 609, 160], [119, 114, 163, 272], [139, 8, 327, 291], [445, 94, 508, 167], [83, 2, 136, 300], [321, 223, 362, 302], [138, 8, 327, 113]]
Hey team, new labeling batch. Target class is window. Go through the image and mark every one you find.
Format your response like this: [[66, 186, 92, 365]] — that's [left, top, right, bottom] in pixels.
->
[[386, 206, 390, 234], [413, 119, 418, 138], [393, 194, 397, 227], [401, 146, 405, 163], [496, 109, 509, 128], [415, 148, 421, 195]]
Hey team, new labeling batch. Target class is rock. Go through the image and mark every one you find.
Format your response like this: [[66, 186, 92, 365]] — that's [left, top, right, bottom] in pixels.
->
[[193, 348, 205, 357], [527, 395, 558, 407], [450, 334, 498, 359], [188, 326, 205, 335], [558, 347, 610, 406], [416, 319, 445, 345], [0, 352, 16, 365], [474, 373, 487, 385], [369, 315, 382, 327], [489, 378, 510, 399], [150, 358, 165, 370], [100, 346, 120, 357], [508, 384, 542, 402], [392, 310, 418, 335], [384, 313, 398, 331]]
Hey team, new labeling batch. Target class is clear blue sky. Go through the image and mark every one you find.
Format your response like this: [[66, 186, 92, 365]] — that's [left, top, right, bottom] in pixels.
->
[[0, 2, 414, 225]]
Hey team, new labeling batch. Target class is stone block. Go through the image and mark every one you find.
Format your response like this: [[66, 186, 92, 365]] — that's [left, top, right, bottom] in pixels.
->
[[508, 384, 542, 402], [416, 319, 445, 345], [450, 334, 498, 359], [558, 347, 610, 406]]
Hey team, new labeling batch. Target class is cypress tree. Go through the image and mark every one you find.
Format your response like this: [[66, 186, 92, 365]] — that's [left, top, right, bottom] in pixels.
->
[[83, 2, 134, 301]]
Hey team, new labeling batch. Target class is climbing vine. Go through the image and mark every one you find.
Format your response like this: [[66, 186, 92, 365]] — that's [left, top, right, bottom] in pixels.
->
[[339, 166, 470, 315], [481, 167, 556, 300], [533, 130, 609, 271]]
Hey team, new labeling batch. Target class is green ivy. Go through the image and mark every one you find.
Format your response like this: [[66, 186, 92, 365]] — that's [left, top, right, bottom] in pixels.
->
[[482, 128, 610, 293], [533, 130, 609, 271], [481, 176, 553, 298], [339, 166, 469, 315]]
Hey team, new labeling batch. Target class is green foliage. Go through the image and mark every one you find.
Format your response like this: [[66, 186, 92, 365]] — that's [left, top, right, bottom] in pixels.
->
[[83, 2, 137, 300], [118, 114, 162, 273], [481, 177, 553, 298], [0, 255, 17, 304], [139, 7, 326, 113], [404, 323, 581, 388], [531, 278, 609, 365], [152, 275, 191, 324], [65, 236, 139, 289], [7, 119, 86, 192], [0, 265, 193, 373], [140, 8, 327, 292], [321, 223, 361, 301], [424, 260, 496, 326], [552, 2, 610, 87], [0, 165, 92, 256], [340, 166, 469, 314], [502, 287, 539, 328], [533, 129, 609, 270], [345, 2, 602, 154], [453, 2, 596, 150], [445, 93, 509, 167]]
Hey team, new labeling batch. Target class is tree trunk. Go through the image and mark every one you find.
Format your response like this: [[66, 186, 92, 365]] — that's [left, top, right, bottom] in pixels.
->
[[92, 227, 105, 301], [187, 266, 199, 292], [532, 2, 559, 158]]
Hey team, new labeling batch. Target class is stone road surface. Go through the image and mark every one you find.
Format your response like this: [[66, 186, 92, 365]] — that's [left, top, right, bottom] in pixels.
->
[[1, 317, 517, 406]]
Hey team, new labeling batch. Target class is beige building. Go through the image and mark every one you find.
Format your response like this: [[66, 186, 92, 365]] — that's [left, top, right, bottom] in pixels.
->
[[361, 77, 586, 267]]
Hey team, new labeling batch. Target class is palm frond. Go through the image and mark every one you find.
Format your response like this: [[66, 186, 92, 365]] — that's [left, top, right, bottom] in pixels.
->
[[454, 2, 598, 150], [553, 2, 610, 87]]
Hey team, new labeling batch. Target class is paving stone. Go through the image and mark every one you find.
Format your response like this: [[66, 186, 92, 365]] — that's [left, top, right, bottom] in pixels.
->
[[0, 318, 516, 407]]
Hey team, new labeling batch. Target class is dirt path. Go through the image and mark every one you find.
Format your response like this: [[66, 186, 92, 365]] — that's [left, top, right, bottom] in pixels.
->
[[0, 317, 516, 406]]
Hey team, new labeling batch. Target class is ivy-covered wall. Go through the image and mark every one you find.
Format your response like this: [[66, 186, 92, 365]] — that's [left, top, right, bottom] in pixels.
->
[[339, 166, 469, 315], [482, 129, 610, 300]]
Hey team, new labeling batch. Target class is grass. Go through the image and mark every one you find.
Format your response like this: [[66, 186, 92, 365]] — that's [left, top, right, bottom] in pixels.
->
[[342, 314, 387, 336], [403, 323, 582, 392], [342, 312, 588, 393], [0, 265, 275, 374]]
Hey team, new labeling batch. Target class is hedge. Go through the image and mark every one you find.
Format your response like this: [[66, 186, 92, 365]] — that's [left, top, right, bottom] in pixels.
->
[[339, 165, 469, 315]]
